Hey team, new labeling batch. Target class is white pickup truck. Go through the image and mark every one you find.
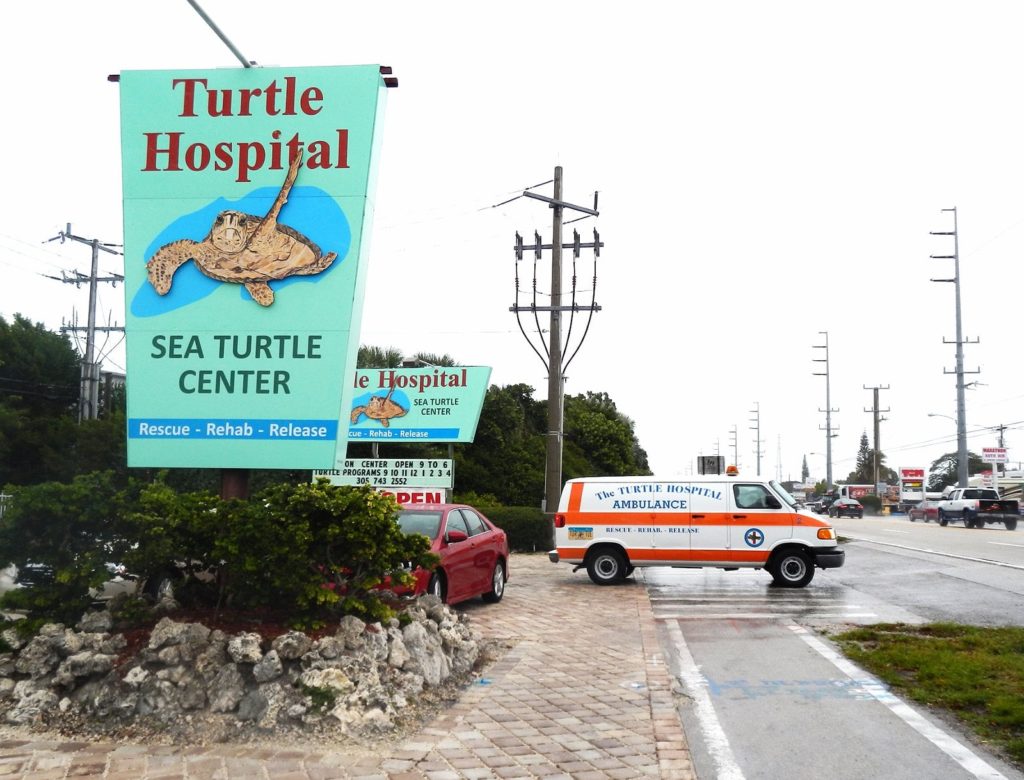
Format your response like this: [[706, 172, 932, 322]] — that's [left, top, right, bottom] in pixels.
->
[[936, 487, 1018, 530]]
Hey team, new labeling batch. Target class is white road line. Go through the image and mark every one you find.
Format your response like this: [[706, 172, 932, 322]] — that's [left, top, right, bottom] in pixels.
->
[[990, 542, 1024, 549], [655, 612, 878, 620], [667, 620, 745, 780], [787, 623, 1008, 780], [844, 536, 1024, 571]]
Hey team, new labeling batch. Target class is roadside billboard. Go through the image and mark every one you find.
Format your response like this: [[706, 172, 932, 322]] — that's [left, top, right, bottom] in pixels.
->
[[120, 65, 389, 468], [346, 367, 491, 444]]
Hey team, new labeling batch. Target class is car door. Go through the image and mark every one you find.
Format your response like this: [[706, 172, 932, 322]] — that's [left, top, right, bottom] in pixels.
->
[[728, 482, 790, 564], [687, 481, 729, 565], [460, 507, 495, 593], [440, 508, 475, 603]]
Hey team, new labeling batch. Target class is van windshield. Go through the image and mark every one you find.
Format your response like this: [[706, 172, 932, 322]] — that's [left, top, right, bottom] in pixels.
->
[[770, 480, 798, 508]]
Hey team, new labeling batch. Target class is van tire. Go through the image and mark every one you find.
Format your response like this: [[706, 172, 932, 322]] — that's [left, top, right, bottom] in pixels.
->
[[769, 550, 814, 588], [586, 548, 627, 585]]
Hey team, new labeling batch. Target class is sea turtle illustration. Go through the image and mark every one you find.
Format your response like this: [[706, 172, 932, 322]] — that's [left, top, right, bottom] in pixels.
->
[[145, 151, 336, 306], [351, 385, 408, 428]]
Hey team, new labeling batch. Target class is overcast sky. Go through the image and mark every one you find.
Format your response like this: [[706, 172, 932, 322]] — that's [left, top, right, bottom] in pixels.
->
[[3, 1, 1024, 484]]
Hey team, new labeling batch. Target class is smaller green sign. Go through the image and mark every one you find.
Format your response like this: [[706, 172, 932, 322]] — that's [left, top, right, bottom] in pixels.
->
[[345, 367, 490, 446], [314, 458, 453, 488]]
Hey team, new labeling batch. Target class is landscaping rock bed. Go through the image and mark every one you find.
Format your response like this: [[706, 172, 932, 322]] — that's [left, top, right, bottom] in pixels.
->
[[0, 595, 483, 745]]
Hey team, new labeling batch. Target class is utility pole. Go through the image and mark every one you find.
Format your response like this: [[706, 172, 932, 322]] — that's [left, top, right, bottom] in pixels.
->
[[44, 224, 124, 422], [749, 402, 763, 474], [510, 167, 602, 513], [863, 384, 890, 489], [812, 331, 839, 491], [776, 434, 783, 481], [930, 207, 979, 488]]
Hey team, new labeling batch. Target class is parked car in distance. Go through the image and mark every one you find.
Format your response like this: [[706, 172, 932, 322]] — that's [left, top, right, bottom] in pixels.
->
[[395, 504, 509, 606], [907, 499, 940, 523], [828, 497, 864, 519], [813, 498, 835, 514]]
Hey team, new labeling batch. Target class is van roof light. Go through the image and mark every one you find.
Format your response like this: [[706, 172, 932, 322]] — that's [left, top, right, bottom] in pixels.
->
[[726, 465, 739, 476]]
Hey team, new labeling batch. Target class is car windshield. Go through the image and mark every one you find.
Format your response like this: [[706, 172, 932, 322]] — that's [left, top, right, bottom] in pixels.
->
[[769, 480, 798, 508], [396, 511, 442, 539]]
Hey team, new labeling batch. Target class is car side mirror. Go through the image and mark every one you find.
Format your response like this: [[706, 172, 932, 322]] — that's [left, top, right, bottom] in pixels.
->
[[766, 496, 782, 509], [445, 529, 469, 544]]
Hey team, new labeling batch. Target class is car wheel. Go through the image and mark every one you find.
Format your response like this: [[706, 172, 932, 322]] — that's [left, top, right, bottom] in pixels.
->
[[909, 514, 916, 522], [482, 561, 506, 603], [427, 572, 446, 602], [769, 549, 815, 588], [586, 548, 627, 585], [142, 569, 178, 601], [938, 510, 948, 527], [963, 511, 975, 528], [1005, 519, 1018, 531]]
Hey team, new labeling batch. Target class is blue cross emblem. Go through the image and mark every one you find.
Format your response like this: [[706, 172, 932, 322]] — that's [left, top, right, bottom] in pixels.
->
[[744, 528, 765, 547]]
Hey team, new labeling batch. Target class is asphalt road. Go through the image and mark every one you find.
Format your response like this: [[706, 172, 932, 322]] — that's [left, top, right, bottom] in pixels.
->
[[645, 523, 1024, 780]]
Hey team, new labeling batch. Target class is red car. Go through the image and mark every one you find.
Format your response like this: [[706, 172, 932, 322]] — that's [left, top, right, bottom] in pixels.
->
[[907, 500, 939, 523], [396, 504, 509, 606]]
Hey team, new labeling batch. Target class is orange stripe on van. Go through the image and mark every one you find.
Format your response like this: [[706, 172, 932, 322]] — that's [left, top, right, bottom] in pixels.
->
[[555, 547, 771, 565], [568, 482, 584, 512], [563, 511, 798, 527]]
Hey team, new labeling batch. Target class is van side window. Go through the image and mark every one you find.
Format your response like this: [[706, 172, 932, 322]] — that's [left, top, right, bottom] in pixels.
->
[[734, 484, 771, 509]]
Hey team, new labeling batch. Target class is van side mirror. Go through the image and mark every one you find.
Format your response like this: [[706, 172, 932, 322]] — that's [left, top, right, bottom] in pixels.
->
[[766, 496, 782, 509]]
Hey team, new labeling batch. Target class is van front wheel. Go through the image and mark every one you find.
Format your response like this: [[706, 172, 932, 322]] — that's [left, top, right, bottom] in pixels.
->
[[769, 550, 814, 588], [586, 549, 627, 585]]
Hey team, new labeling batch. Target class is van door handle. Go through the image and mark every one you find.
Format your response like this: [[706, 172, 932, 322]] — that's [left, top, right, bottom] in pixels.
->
[[732, 514, 747, 519], [692, 514, 705, 519]]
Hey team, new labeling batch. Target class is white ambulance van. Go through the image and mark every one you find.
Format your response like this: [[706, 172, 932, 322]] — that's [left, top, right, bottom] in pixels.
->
[[548, 474, 844, 588]]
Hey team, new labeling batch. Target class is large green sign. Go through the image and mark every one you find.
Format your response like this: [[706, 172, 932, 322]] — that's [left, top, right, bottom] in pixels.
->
[[346, 367, 491, 444], [120, 66, 388, 468]]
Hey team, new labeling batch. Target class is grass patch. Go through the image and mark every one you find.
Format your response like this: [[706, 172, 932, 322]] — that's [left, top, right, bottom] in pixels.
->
[[834, 623, 1024, 763]]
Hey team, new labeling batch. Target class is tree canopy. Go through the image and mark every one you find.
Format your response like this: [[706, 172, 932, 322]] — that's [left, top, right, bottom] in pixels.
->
[[927, 451, 986, 491], [844, 431, 896, 485]]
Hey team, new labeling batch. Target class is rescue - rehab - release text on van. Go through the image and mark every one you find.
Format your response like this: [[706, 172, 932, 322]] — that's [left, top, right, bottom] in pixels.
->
[[548, 476, 844, 587]]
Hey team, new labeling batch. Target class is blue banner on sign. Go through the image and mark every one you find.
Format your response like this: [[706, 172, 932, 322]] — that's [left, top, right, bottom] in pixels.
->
[[128, 419, 338, 440], [347, 428, 459, 440]]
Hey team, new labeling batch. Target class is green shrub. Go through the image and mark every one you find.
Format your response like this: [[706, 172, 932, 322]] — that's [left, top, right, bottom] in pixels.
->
[[477, 506, 552, 552], [0, 471, 131, 624], [859, 495, 882, 513], [0, 473, 438, 626]]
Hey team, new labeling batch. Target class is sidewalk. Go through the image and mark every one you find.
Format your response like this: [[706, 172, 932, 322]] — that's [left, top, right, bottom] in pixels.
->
[[0, 554, 694, 779]]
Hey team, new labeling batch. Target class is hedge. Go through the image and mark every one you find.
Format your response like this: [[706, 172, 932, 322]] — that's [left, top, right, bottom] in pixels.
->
[[477, 506, 553, 552]]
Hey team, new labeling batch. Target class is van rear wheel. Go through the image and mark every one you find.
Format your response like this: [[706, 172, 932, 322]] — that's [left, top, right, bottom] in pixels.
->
[[586, 548, 627, 585], [769, 550, 814, 588]]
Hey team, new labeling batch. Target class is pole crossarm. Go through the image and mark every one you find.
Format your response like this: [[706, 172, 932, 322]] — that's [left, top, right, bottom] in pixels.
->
[[509, 304, 602, 313], [521, 190, 599, 216]]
